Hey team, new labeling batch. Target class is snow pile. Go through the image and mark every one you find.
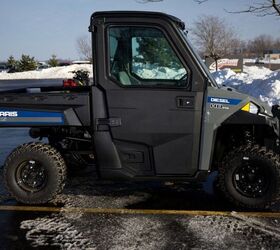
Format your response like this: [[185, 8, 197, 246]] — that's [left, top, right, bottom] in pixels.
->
[[21, 217, 92, 248], [212, 68, 236, 85], [132, 63, 186, 80], [212, 66, 280, 106], [0, 64, 93, 80]]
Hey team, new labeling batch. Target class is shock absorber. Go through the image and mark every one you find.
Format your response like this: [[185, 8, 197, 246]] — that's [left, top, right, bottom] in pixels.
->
[[244, 128, 254, 146]]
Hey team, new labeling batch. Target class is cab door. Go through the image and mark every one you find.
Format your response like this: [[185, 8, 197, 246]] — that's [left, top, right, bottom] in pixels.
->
[[94, 24, 205, 177]]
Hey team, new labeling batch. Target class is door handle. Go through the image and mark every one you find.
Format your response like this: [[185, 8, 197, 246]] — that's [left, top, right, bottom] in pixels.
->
[[176, 96, 194, 109]]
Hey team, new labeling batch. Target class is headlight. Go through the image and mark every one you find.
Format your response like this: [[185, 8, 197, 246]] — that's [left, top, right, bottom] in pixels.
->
[[241, 102, 259, 114]]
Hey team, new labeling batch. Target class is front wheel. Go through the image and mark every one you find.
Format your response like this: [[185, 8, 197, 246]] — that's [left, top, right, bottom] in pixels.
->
[[4, 142, 67, 204], [218, 145, 280, 209]]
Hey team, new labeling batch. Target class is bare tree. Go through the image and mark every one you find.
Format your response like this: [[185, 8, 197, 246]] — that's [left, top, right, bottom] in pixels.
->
[[191, 15, 239, 59], [247, 35, 274, 56], [273, 38, 280, 49], [76, 36, 92, 61]]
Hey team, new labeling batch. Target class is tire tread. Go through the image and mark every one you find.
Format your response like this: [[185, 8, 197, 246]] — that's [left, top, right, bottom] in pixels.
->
[[3, 142, 67, 204], [218, 144, 280, 209]]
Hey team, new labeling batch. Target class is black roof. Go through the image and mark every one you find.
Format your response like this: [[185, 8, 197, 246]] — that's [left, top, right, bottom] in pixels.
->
[[90, 11, 185, 30]]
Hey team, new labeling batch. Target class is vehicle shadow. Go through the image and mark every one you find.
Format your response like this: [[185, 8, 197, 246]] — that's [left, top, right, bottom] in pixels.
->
[[63, 171, 241, 212], [63, 167, 280, 212]]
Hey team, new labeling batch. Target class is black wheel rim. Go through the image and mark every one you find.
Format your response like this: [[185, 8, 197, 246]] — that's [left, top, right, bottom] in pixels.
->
[[15, 160, 47, 193], [233, 157, 270, 198]]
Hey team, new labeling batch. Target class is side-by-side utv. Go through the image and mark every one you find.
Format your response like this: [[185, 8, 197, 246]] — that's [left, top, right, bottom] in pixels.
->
[[1, 11, 280, 209]]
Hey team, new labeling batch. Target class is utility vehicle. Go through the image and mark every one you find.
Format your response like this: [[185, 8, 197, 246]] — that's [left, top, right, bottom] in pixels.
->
[[1, 11, 280, 209]]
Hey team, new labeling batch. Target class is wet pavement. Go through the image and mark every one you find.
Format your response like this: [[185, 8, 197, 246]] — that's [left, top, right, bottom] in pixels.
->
[[1, 128, 280, 249]]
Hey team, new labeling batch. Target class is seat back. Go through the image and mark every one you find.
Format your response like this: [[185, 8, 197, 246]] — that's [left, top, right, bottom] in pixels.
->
[[119, 71, 131, 85]]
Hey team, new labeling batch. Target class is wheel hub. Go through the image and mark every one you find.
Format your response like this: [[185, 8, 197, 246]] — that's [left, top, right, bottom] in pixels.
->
[[233, 159, 269, 198], [16, 160, 47, 192]]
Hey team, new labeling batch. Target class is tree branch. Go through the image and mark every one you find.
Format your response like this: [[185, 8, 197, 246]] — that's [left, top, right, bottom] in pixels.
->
[[194, 0, 208, 4], [135, 0, 163, 3], [272, 0, 280, 15], [225, 0, 280, 17]]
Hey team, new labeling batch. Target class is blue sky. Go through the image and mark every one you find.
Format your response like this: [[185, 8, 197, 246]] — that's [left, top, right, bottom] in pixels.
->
[[0, 0, 279, 61]]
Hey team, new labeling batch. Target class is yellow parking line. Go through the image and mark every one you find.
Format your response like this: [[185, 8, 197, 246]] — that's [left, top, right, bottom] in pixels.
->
[[0, 205, 280, 218]]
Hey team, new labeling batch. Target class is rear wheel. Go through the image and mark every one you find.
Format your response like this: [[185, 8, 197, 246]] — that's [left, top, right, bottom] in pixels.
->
[[218, 145, 280, 209], [4, 142, 66, 204]]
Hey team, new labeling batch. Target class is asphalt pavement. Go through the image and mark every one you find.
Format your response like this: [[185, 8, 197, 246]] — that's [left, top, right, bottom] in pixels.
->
[[0, 128, 280, 249]]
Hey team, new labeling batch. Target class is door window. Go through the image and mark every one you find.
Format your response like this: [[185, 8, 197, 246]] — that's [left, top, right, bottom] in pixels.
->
[[108, 26, 188, 88]]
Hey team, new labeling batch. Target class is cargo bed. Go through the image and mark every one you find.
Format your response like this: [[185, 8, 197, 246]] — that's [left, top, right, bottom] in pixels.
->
[[0, 86, 91, 127]]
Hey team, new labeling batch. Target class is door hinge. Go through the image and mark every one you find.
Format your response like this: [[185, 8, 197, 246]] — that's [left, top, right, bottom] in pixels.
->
[[96, 117, 122, 131]]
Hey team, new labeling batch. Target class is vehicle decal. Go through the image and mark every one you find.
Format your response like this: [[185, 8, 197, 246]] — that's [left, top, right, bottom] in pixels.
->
[[209, 103, 229, 110], [207, 97, 242, 105], [0, 110, 64, 124]]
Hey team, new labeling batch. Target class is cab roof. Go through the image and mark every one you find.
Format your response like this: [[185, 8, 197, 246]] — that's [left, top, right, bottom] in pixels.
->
[[90, 11, 185, 30]]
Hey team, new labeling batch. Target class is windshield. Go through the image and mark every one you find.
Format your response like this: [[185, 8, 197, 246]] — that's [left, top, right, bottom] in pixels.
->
[[179, 30, 219, 88]]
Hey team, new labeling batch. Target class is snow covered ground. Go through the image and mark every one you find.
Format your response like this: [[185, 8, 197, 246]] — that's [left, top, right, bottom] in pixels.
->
[[132, 63, 186, 80], [0, 64, 280, 107], [244, 58, 280, 64], [0, 64, 92, 80], [212, 66, 280, 106]]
